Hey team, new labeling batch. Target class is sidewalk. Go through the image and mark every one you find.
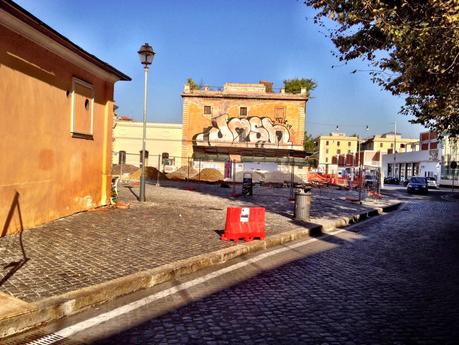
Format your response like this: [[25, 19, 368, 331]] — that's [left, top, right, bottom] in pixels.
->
[[0, 181, 400, 337]]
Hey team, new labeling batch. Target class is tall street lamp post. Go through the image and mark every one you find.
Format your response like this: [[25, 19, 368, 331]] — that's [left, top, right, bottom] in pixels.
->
[[357, 125, 369, 203], [138, 43, 155, 202]]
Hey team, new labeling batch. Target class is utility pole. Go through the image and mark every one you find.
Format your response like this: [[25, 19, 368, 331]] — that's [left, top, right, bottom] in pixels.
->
[[358, 125, 369, 203]]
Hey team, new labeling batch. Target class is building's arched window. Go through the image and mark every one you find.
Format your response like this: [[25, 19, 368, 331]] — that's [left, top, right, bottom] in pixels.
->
[[118, 151, 126, 165], [139, 150, 149, 164]]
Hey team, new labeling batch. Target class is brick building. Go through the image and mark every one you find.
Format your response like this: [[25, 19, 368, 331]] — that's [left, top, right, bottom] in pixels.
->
[[181, 82, 308, 160]]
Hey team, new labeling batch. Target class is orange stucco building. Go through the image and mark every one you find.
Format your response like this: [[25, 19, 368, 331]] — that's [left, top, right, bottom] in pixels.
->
[[181, 82, 308, 159], [0, 1, 130, 235]]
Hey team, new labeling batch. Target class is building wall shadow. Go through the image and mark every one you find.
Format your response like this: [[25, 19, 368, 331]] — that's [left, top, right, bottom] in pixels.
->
[[1, 191, 29, 287]]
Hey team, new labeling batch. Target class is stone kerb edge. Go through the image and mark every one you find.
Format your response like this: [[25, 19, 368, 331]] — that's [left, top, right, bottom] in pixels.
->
[[0, 201, 401, 338]]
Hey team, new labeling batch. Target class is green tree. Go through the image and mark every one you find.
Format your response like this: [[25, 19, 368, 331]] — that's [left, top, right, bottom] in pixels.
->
[[303, 132, 317, 152], [186, 78, 203, 91], [283, 78, 317, 96], [303, 132, 319, 167], [304, 0, 459, 136]]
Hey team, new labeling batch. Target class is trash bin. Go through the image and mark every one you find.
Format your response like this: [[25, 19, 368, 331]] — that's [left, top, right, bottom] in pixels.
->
[[294, 188, 311, 221], [242, 173, 253, 196]]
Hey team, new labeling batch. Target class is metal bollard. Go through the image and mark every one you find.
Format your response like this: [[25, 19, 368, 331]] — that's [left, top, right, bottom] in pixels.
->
[[294, 188, 312, 221]]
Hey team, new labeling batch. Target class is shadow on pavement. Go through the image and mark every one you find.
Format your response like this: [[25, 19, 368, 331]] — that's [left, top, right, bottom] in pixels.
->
[[88, 228, 373, 345], [1, 191, 29, 287]]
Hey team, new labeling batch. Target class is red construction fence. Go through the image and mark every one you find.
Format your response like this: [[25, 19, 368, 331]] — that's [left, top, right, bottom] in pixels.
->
[[308, 172, 363, 189]]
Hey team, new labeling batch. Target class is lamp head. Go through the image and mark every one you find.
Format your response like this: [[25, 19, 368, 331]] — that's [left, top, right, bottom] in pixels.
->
[[138, 43, 155, 67]]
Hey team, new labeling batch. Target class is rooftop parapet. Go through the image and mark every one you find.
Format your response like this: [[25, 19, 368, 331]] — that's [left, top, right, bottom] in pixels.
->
[[182, 81, 308, 100]]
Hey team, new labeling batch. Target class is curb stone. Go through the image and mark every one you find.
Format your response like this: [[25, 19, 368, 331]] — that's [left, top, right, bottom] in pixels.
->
[[0, 201, 401, 339]]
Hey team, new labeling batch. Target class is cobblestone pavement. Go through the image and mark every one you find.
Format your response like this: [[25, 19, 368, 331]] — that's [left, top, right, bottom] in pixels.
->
[[93, 198, 459, 345], [0, 182, 397, 302]]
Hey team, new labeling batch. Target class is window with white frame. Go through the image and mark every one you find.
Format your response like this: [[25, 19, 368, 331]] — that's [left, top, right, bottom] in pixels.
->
[[70, 78, 94, 139]]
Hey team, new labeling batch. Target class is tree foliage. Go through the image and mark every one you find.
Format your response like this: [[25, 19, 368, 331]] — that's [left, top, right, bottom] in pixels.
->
[[303, 132, 317, 152], [305, 0, 459, 136], [186, 78, 203, 91], [283, 78, 317, 95], [304, 132, 319, 167]]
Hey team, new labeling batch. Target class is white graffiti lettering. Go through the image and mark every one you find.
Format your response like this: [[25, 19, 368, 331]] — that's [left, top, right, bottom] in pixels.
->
[[194, 114, 292, 146]]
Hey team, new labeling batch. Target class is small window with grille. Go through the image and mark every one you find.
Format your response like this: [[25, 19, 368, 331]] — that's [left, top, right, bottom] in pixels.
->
[[119, 151, 126, 165], [204, 106, 212, 115], [274, 107, 285, 117], [240, 107, 248, 117]]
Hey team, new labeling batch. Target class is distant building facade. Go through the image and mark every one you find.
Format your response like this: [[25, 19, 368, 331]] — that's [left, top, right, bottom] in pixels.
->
[[382, 131, 441, 184], [316, 133, 358, 173], [113, 119, 183, 171], [361, 132, 418, 154], [316, 131, 419, 174], [440, 135, 459, 186], [181, 82, 308, 160], [0, 1, 129, 234]]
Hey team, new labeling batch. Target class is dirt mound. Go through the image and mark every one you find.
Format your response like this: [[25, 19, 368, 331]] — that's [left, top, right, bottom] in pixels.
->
[[112, 164, 138, 175], [264, 171, 305, 184], [129, 166, 167, 180], [166, 166, 198, 180], [233, 171, 265, 183], [194, 168, 224, 182]]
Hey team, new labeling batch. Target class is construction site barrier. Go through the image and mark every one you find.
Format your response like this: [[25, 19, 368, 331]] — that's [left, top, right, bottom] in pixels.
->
[[308, 172, 362, 189], [221, 207, 265, 242]]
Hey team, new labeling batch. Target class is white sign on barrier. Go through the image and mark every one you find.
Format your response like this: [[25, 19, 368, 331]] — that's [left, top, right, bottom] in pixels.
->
[[240, 208, 250, 223]]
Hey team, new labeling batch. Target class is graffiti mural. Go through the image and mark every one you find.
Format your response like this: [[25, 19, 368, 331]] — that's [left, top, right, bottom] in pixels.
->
[[194, 114, 292, 147]]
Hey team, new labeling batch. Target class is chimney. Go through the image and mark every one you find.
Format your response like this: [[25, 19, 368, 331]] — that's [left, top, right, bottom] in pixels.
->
[[259, 80, 273, 93]]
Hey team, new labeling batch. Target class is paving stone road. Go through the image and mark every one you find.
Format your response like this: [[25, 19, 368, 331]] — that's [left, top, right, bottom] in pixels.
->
[[92, 197, 459, 345], [0, 182, 395, 302]]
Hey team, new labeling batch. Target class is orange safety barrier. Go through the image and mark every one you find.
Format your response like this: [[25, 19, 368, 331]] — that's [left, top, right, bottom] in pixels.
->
[[308, 172, 364, 189], [221, 207, 265, 242]]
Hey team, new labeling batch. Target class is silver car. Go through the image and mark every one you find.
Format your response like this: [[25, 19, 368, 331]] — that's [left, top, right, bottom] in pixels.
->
[[426, 177, 439, 189]]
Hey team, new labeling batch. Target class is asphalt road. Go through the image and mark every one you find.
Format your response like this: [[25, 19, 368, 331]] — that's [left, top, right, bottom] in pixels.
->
[[6, 191, 459, 345]]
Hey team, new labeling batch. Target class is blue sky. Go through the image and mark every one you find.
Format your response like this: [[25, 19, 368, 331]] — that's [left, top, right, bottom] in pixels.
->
[[16, 0, 425, 138]]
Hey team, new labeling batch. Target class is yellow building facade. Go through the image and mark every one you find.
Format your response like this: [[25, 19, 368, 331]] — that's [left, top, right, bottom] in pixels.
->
[[0, 1, 129, 235], [112, 120, 183, 170], [317, 133, 359, 166], [361, 133, 418, 154]]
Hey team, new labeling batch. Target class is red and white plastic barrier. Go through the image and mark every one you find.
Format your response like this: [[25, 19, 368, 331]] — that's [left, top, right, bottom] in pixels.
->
[[221, 207, 265, 242]]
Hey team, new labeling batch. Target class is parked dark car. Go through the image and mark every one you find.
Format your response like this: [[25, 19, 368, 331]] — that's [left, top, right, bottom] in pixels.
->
[[406, 177, 428, 194], [384, 176, 400, 185]]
